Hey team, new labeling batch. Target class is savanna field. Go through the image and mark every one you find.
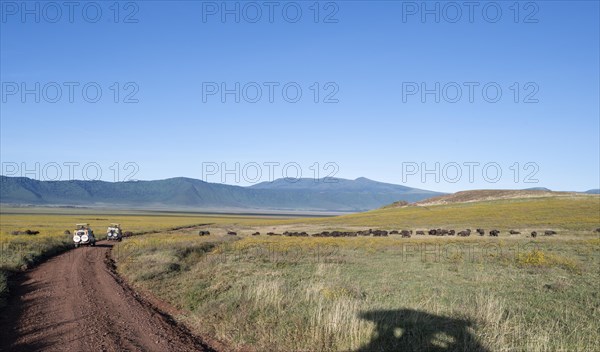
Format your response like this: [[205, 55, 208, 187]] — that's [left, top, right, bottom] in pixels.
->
[[1, 194, 599, 351]]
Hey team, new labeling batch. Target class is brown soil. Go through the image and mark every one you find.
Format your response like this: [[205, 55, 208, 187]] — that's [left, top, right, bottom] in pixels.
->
[[0, 241, 216, 352]]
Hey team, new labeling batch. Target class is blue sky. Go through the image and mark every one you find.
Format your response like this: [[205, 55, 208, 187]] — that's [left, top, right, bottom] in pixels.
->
[[1, 1, 598, 192]]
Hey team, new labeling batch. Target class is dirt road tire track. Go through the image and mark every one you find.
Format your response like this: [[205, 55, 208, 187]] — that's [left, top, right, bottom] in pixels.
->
[[0, 241, 215, 352]]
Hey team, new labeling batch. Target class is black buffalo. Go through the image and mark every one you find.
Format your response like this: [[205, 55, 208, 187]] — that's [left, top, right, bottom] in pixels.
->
[[401, 230, 412, 238], [372, 230, 388, 237], [457, 229, 471, 237]]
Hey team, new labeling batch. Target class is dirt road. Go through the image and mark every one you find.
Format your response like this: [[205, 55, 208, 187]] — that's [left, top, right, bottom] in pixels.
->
[[0, 241, 214, 352]]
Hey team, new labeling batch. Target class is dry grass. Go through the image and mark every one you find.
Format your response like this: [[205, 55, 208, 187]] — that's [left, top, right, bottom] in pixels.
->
[[286, 195, 600, 232], [3, 196, 599, 350], [115, 232, 600, 351], [414, 189, 578, 206], [0, 207, 281, 308]]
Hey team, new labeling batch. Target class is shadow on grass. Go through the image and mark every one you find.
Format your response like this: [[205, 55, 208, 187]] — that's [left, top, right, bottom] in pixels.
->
[[357, 309, 489, 352]]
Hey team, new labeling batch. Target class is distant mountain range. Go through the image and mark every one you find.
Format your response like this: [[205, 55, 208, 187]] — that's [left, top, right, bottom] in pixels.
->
[[0, 176, 443, 212]]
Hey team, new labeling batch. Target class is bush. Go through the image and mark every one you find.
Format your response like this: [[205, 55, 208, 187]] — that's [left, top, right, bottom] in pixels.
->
[[10, 229, 40, 235], [517, 249, 547, 266], [516, 250, 582, 273]]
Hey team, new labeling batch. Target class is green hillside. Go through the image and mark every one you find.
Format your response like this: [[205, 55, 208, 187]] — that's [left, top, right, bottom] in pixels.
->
[[0, 176, 442, 211]]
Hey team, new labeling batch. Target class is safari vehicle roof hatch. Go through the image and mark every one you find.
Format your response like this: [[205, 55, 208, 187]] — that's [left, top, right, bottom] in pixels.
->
[[76, 223, 89, 229], [110, 223, 120, 227]]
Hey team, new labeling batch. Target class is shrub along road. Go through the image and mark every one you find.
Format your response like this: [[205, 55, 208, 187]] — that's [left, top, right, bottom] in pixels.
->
[[0, 241, 214, 352]]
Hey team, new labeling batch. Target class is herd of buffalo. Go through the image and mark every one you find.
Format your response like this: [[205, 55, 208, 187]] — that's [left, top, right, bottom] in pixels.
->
[[9, 228, 598, 238], [198, 228, 578, 238]]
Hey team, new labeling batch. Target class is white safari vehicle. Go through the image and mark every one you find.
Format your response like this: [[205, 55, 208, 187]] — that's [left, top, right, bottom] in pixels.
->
[[106, 223, 123, 241], [73, 223, 96, 247]]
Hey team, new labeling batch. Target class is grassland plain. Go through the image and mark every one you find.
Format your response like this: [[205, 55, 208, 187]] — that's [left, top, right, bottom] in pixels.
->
[[300, 195, 600, 231], [0, 207, 300, 307], [112, 195, 600, 351], [2, 194, 599, 349]]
